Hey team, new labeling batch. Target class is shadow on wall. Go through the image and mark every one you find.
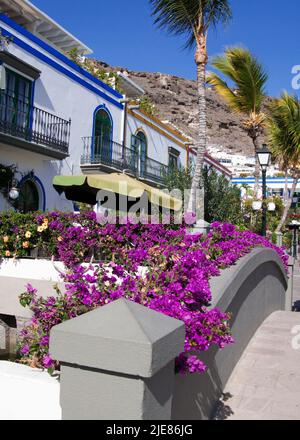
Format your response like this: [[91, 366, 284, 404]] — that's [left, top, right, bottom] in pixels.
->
[[0, 314, 17, 361], [171, 251, 288, 420], [34, 79, 55, 112], [172, 347, 222, 420]]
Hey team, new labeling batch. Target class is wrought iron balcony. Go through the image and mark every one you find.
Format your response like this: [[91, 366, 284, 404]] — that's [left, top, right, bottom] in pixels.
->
[[81, 137, 138, 175], [0, 91, 71, 159], [81, 136, 169, 186], [141, 157, 169, 185]]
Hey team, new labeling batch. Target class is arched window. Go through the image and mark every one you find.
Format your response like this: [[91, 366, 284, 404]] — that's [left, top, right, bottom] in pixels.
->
[[93, 107, 113, 163], [18, 179, 39, 213]]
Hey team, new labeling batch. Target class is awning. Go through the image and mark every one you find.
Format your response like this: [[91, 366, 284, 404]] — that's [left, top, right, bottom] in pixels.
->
[[53, 173, 182, 211]]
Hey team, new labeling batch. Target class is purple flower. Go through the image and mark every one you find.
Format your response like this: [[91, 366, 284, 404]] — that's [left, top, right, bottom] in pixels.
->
[[15, 215, 287, 376], [42, 355, 55, 369], [20, 344, 29, 356], [40, 336, 50, 347], [26, 283, 37, 295]]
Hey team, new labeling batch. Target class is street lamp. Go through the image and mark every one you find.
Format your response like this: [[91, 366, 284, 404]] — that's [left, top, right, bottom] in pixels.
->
[[257, 144, 272, 237], [8, 178, 20, 201], [287, 221, 300, 259], [8, 187, 19, 200]]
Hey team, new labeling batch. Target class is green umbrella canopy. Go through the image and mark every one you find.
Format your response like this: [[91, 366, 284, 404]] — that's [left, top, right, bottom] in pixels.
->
[[53, 173, 182, 211]]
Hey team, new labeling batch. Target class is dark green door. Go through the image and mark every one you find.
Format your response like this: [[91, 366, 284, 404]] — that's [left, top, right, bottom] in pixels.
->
[[136, 131, 147, 178], [93, 109, 112, 164], [5, 69, 32, 137], [17, 180, 39, 213]]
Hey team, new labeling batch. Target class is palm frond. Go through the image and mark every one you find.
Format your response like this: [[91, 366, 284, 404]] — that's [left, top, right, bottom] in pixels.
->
[[149, 0, 232, 49], [205, 0, 232, 30], [209, 53, 237, 82], [209, 47, 268, 115], [267, 92, 300, 169], [207, 71, 241, 112]]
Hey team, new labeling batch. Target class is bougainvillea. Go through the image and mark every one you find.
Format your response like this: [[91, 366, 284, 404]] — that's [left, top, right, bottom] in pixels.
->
[[0, 211, 99, 260], [15, 216, 288, 375]]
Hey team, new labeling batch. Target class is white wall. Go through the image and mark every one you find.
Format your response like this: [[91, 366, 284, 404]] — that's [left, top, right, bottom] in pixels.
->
[[126, 112, 187, 168], [0, 144, 72, 211], [0, 18, 124, 211], [189, 153, 231, 180], [233, 178, 300, 192], [0, 362, 61, 420]]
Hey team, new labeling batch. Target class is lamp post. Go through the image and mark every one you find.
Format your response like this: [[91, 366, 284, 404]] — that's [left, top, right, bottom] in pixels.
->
[[287, 221, 300, 259], [257, 144, 272, 237]]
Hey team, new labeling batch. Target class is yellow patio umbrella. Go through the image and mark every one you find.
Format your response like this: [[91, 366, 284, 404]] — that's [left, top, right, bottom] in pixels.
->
[[53, 173, 182, 211]]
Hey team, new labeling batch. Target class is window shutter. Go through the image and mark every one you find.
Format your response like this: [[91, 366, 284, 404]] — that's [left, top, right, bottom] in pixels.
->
[[131, 134, 139, 149]]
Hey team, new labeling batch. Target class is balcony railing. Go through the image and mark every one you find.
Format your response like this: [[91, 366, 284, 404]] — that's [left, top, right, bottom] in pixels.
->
[[81, 136, 169, 185], [81, 137, 138, 175], [142, 157, 169, 184], [0, 91, 71, 156]]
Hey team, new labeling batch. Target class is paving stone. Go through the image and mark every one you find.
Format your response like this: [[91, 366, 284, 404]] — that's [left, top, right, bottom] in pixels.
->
[[218, 311, 300, 420], [246, 346, 286, 357]]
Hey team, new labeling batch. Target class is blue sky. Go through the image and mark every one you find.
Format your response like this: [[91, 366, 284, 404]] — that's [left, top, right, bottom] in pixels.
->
[[32, 0, 300, 97]]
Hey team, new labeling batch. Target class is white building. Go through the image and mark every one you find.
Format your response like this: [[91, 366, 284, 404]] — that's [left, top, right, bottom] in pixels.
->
[[208, 146, 279, 178], [232, 177, 300, 200], [0, 0, 230, 213]]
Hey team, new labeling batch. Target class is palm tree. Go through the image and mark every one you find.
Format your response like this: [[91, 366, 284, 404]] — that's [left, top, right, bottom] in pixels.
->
[[207, 47, 268, 197], [267, 92, 300, 233], [149, 0, 232, 220], [271, 147, 289, 203]]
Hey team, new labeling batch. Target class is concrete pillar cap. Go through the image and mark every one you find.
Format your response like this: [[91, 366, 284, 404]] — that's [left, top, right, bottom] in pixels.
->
[[50, 299, 185, 378]]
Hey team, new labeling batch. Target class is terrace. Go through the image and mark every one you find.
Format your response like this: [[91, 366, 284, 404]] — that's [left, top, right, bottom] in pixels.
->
[[80, 136, 169, 186], [0, 90, 71, 160]]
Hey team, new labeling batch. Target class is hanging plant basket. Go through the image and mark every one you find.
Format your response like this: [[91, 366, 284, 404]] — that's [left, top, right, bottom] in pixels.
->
[[0, 164, 15, 191]]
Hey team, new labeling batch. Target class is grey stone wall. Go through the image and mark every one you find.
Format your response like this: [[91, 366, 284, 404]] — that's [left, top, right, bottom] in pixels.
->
[[50, 299, 185, 420], [171, 248, 289, 420], [46, 248, 290, 420]]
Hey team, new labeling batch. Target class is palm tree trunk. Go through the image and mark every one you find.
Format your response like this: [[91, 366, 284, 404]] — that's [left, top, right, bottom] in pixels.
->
[[251, 135, 261, 198], [284, 169, 289, 202], [276, 176, 298, 233], [188, 42, 207, 220]]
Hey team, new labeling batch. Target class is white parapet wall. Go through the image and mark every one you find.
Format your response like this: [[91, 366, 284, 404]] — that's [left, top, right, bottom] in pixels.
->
[[0, 258, 66, 282], [0, 361, 61, 420], [0, 258, 66, 319], [0, 258, 144, 319]]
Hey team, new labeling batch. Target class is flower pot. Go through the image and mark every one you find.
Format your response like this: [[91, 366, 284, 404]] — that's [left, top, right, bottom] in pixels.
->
[[29, 247, 51, 259]]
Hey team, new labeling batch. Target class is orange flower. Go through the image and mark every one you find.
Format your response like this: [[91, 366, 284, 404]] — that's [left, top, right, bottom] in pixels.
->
[[42, 219, 49, 229], [3, 236, 9, 243], [5, 250, 11, 257], [22, 241, 30, 249], [25, 231, 32, 239], [57, 236, 63, 242], [37, 226, 44, 233]]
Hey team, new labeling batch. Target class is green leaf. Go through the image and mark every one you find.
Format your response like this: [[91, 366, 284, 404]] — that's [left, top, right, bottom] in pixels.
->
[[47, 367, 55, 376]]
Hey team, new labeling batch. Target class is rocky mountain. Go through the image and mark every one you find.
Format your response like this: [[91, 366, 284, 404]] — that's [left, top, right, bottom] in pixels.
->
[[95, 59, 267, 156]]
